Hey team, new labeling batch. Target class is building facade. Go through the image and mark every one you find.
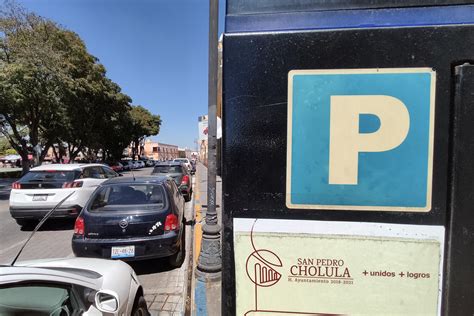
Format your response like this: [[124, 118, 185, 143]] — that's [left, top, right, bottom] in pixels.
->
[[143, 139, 179, 160]]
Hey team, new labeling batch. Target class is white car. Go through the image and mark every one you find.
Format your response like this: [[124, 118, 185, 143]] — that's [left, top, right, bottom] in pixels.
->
[[10, 164, 119, 226], [0, 257, 149, 315], [173, 158, 192, 171], [122, 161, 136, 170]]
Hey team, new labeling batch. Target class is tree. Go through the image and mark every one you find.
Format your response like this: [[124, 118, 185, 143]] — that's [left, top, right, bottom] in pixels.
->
[[0, 1, 161, 170], [130, 105, 161, 159], [0, 1, 83, 172], [0, 135, 14, 155]]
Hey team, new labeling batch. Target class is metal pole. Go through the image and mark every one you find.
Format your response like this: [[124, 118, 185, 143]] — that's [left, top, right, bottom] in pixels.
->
[[197, 0, 222, 275]]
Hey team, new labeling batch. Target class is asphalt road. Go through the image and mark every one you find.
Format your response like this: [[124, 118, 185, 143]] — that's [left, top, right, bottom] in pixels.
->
[[0, 166, 194, 314]]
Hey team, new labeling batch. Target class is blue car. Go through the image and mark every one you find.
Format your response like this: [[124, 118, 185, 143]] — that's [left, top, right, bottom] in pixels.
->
[[72, 176, 186, 267]]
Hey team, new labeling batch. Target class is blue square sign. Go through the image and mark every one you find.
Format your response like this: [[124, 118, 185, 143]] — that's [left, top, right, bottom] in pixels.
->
[[287, 68, 436, 211]]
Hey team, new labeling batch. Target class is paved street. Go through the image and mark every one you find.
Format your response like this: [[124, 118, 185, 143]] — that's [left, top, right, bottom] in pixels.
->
[[0, 167, 194, 315]]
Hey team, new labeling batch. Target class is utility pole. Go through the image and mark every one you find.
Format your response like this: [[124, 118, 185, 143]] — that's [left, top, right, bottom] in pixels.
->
[[197, 0, 221, 276]]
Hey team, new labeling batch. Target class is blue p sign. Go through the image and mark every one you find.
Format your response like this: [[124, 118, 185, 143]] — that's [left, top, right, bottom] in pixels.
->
[[287, 68, 436, 211]]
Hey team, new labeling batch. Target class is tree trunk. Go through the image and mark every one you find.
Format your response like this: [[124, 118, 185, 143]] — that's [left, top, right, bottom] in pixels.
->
[[69, 146, 82, 163], [20, 152, 29, 175], [39, 143, 52, 165], [51, 145, 60, 162], [133, 139, 140, 160]]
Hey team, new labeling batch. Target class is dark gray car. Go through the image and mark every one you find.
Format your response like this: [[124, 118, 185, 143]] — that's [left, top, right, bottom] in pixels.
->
[[151, 162, 193, 202]]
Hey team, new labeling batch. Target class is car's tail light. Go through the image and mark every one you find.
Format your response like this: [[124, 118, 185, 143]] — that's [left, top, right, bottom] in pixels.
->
[[12, 182, 21, 189], [74, 217, 85, 235], [62, 181, 83, 188], [164, 214, 179, 232], [181, 175, 189, 185]]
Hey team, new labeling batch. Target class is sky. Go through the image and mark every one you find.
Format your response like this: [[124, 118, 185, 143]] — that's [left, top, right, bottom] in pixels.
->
[[18, 0, 225, 149]]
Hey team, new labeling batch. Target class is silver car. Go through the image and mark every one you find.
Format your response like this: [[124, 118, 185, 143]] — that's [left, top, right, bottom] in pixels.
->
[[0, 257, 149, 315]]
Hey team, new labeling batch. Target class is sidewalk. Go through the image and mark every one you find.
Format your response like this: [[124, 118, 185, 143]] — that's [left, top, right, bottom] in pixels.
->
[[191, 162, 222, 316], [139, 171, 196, 316]]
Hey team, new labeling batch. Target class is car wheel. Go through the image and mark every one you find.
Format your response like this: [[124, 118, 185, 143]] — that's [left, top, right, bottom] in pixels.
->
[[168, 229, 185, 268], [132, 295, 150, 316]]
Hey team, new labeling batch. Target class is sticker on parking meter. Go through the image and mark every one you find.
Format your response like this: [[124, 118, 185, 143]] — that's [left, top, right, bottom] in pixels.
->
[[287, 68, 436, 211], [234, 218, 444, 316]]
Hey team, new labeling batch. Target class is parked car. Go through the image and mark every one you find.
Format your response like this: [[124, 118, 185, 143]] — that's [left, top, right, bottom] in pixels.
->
[[144, 160, 154, 167], [9, 164, 119, 226], [173, 158, 192, 171], [134, 161, 144, 168], [3, 190, 149, 316], [109, 161, 124, 173], [0, 258, 149, 315], [121, 160, 131, 171], [189, 160, 196, 175], [72, 176, 186, 267], [152, 162, 193, 202]]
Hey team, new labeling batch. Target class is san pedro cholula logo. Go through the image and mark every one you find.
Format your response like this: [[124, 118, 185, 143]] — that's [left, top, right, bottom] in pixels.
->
[[245, 222, 283, 288], [243, 220, 348, 315], [288, 257, 353, 285]]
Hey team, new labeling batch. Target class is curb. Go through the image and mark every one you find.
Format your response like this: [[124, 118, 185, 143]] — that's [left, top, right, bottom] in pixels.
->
[[191, 168, 206, 316]]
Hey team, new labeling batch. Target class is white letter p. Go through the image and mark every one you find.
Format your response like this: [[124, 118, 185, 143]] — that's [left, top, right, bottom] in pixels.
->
[[329, 95, 410, 185]]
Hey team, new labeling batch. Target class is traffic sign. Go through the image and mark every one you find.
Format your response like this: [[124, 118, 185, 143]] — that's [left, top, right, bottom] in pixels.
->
[[287, 68, 436, 211]]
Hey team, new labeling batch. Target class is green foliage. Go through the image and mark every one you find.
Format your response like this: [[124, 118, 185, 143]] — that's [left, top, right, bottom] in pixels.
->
[[130, 105, 161, 158], [130, 105, 161, 139], [0, 1, 161, 167], [4, 148, 16, 155]]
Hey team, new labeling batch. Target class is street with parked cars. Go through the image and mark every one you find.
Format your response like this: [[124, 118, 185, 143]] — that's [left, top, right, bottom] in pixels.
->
[[0, 163, 196, 315]]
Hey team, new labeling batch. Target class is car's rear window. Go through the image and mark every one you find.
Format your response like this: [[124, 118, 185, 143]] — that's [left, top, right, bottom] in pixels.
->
[[20, 171, 78, 183], [153, 166, 182, 173], [89, 184, 166, 211]]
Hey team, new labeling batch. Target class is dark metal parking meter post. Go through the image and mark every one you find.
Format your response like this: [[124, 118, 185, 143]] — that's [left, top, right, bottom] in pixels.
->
[[221, 1, 474, 315], [197, 0, 222, 276]]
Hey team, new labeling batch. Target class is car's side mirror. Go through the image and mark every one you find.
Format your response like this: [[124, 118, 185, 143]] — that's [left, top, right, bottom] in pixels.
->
[[118, 173, 123, 177], [95, 290, 119, 313]]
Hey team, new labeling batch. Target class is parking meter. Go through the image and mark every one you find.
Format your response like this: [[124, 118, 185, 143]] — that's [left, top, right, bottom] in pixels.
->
[[221, 1, 474, 315]]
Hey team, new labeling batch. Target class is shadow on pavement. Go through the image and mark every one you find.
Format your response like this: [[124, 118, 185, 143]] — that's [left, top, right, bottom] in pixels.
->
[[20, 219, 75, 232], [129, 257, 178, 276]]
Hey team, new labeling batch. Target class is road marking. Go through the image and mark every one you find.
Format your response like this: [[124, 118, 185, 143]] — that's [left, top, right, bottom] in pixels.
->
[[194, 172, 203, 264]]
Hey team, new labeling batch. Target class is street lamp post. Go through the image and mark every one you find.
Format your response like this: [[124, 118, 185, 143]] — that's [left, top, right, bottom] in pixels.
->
[[197, 0, 222, 276]]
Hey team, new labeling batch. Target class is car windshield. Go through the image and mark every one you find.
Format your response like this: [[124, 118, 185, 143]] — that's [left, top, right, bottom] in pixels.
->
[[89, 184, 166, 211], [0, 284, 76, 315], [153, 166, 182, 174], [20, 171, 78, 183]]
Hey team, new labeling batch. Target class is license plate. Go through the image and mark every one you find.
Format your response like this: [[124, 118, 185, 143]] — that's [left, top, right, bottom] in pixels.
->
[[111, 245, 135, 258], [32, 194, 48, 201]]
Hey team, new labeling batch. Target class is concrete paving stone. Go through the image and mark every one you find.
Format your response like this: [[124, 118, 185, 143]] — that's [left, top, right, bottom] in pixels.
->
[[155, 294, 168, 303], [167, 295, 180, 303], [150, 302, 163, 311], [158, 311, 171, 316], [172, 312, 184, 316], [145, 294, 156, 303], [162, 302, 176, 311], [174, 304, 184, 313]]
